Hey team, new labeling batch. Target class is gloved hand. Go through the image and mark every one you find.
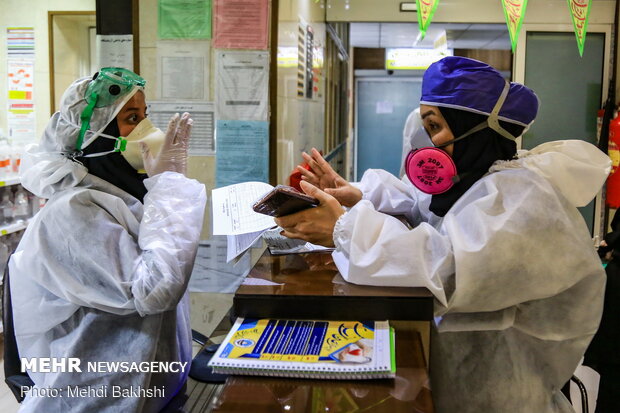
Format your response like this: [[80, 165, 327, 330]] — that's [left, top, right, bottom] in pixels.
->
[[141, 112, 192, 177]]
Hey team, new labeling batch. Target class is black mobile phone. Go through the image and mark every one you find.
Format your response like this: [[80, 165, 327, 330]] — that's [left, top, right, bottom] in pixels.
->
[[252, 185, 319, 217]]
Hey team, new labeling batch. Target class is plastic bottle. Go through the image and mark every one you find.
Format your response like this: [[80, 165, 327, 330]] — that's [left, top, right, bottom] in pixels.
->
[[10, 145, 23, 177], [14, 186, 29, 222], [0, 188, 15, 225], [0, 143, 10, 179]]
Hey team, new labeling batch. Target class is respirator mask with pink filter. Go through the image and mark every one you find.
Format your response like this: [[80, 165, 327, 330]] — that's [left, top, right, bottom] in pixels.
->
[[404, 81, 514, 195]]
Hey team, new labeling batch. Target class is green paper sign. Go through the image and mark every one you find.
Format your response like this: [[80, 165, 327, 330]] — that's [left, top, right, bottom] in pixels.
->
[[415, 0, 440, 41], [158, 0, 212, 39], [501, 0, 528, 53], [567, 0, 592, 57]]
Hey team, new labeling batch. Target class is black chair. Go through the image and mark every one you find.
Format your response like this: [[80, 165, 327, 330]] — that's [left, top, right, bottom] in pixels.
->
[[570, 374, 589, 413], [2, 266, 34, 402]]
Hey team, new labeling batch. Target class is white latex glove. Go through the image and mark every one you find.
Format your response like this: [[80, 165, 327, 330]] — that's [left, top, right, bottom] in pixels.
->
[[141, 112, 192, 177]]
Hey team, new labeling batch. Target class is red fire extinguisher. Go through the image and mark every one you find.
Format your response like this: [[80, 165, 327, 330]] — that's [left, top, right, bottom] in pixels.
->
[[606, 109, 620, 207]]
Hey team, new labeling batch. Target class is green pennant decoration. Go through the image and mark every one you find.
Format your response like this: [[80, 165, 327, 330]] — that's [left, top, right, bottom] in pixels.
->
[[500, 0, 528, 53], [567, 0, 592, 57], [416, 0, 440, 41]]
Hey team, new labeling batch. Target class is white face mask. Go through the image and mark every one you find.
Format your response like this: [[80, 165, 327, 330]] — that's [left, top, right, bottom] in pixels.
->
[[121, 118, 165, 173], [408, 109, 434, 150]]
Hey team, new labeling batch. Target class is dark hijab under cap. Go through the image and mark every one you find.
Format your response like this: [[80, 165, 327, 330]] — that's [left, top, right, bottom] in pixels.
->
[[429, 107, 525, 217], [76, 119, 148, 202]]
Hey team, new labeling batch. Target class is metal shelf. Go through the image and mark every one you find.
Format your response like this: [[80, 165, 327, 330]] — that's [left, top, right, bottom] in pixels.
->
[[0, 220, 27, 236], [0, 176, 20, 187]]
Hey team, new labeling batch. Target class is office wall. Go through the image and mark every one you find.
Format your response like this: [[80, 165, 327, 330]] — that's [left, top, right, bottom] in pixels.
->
[[0, 0, 96, 141], [139, 0, 214, 238]]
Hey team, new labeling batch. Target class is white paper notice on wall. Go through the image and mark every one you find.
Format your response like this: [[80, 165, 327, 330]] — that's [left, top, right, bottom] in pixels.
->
[[215, 50, 269, 121], [147, 101, 215, 155], [7, 59, 36, 143], [157, 40, 210, 100], [376, 101, 394, 114], [97, 34, 133, 70]]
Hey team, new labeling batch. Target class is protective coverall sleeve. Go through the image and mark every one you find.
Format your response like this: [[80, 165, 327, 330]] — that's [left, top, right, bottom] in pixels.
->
[[355, 169, 421, 223], [334, 169, 602, 315], [133, 171, 206, 314], [29, 172, 206, 316], [334, 199, 453, 307]]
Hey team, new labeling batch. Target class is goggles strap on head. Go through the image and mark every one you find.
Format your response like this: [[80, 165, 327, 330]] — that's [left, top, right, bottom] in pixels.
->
[[77, 92, 98, 151]]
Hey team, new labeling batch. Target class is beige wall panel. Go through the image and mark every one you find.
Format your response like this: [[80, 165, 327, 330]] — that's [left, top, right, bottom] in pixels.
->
[[139, 0, 158, 48], [139, 47, 158, 98]]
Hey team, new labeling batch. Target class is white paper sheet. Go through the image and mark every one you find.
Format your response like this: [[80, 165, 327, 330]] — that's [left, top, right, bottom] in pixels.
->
[[211, 181, 275, 235], [157, 40, 210, 100], [226, 229, 265, 263], [262, 228, 333, 255], [147, 101, 215, 155], [215, 51, 268, 120], [97, 34, 133, 70], [241, 278, 283, 286], [7, 60, 36, 143]]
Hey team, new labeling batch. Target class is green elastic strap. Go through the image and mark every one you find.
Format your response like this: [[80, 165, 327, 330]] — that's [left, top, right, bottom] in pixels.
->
[[77, 92, 98, 151], [115, 137, 127, 152]]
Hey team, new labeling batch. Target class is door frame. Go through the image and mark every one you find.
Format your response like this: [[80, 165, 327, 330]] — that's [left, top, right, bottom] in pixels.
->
[[512, 23, 613, 243]]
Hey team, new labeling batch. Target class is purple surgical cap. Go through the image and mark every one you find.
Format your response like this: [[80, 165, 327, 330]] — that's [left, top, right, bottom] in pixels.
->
[[420, 56, 539, 127]]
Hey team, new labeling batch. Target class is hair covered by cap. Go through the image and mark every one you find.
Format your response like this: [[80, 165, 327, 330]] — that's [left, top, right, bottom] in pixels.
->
[[420, 56, 539, 127]]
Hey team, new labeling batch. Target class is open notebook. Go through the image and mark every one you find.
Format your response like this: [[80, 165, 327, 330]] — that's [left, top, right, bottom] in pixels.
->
[[208, 318, 395, 380]]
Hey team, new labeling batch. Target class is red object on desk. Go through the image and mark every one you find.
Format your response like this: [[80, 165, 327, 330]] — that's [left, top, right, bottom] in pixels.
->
[[288, 150, 323, 192], [288, 162, 311, 192]]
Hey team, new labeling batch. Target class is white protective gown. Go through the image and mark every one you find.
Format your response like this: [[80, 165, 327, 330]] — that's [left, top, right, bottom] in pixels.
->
[[333, 140, 610, 413], [8, 77, 207, 413]]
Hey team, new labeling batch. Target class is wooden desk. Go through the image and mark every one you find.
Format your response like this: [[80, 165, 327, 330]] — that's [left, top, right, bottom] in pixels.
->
[[234, 251, 434, 321], [183, 250, 435, 413]]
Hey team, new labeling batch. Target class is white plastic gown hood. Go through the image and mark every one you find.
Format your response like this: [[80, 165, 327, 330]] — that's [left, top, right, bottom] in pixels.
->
[[491, 139, 611, 207], [19, 76, 134, 198]]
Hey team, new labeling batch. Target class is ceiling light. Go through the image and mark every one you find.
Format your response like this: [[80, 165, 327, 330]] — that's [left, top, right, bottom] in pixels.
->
[[400, 2, 417, 12]]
